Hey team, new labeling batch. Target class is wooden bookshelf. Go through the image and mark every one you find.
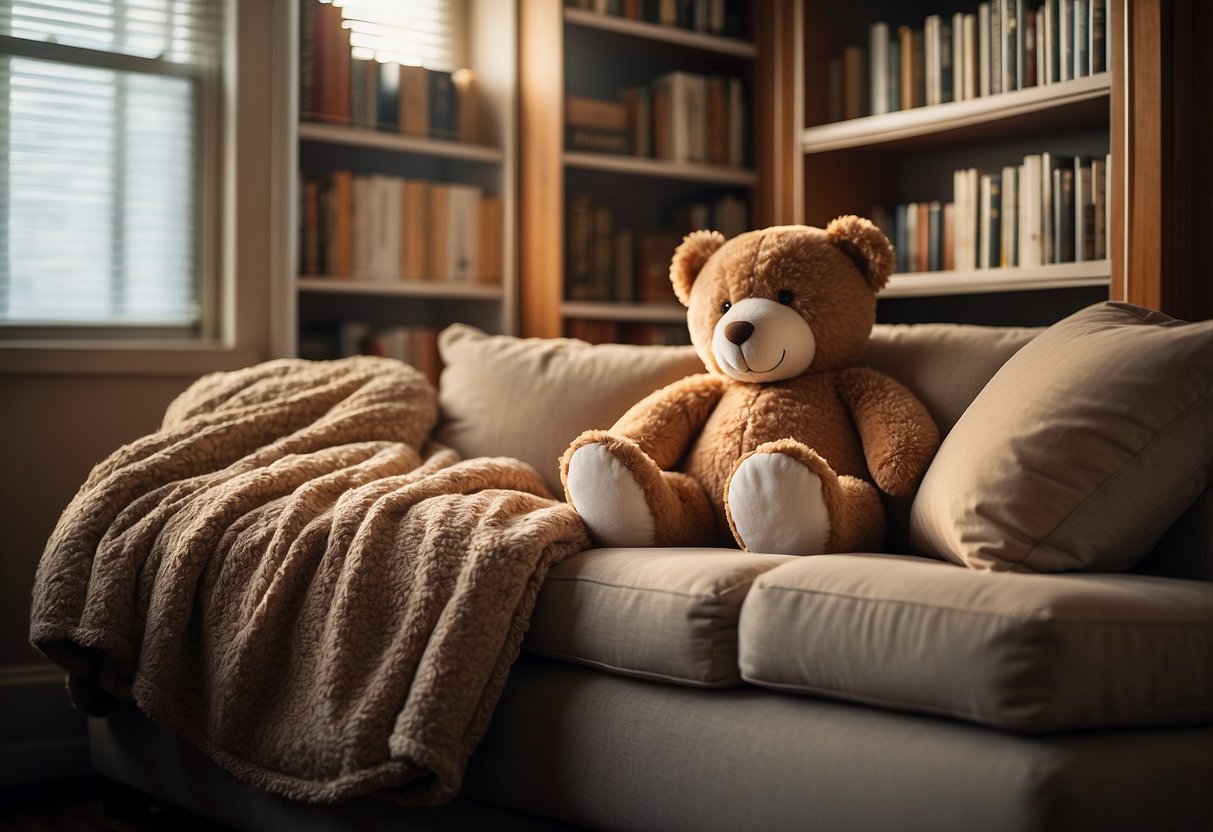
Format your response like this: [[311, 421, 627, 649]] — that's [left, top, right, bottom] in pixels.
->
[[277, 0, 519, 360], [793, 2, 1117, 323], [519, 0, 768, 340]]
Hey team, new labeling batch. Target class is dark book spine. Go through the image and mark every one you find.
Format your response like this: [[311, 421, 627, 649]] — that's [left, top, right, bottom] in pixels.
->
[[377, 61, 399, 131], [429, 70, 457, 138]]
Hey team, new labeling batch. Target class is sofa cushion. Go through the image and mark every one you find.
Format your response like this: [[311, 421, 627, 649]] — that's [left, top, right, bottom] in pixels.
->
[[865, 322, 1039, 435], [526, 547, 791, 687], [738, 553, 1213, 732], [436, 324, 704, 495], [910, 301, 1213, 573]]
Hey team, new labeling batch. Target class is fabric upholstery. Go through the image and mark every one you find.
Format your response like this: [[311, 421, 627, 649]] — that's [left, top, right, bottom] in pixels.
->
[[738, 553, 1213, 732], [864, 322, 1039, 434], [910, 302, 1213, 573], [462, 657, 1213, 832], [436, 324, 704, 495], [526, 547, 791, 686]]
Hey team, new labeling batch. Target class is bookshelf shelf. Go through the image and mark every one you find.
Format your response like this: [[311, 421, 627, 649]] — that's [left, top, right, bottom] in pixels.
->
[[298, 278, 504, 300], [563, 7, 756, 57], [803, 73, 1112, 154], [882, 261, 1111, 298], [563, 151, 758, 185], [298, 122, 506, 163], [562, 300, 686, 323]]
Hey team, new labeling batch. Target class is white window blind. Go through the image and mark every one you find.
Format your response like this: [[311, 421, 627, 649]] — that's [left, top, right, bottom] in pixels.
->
[[331, 0, 456, 70], [0, 0, 223, 333]]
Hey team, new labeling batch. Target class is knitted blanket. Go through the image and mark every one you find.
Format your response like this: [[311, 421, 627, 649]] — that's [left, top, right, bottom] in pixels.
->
[[29, 356, 589, 804]]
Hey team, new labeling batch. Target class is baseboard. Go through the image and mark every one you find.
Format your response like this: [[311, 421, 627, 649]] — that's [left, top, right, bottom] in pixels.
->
[[0, 663, 89, 784]]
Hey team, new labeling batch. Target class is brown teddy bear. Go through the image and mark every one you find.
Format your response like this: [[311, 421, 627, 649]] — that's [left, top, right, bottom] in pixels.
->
[[560, 218, 940, 555]]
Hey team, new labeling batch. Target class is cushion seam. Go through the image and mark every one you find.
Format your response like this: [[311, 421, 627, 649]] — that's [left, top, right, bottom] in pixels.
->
[[525, 646, 737, 687], [542, 573, 764, 600], [750, 583, 1213, 624]]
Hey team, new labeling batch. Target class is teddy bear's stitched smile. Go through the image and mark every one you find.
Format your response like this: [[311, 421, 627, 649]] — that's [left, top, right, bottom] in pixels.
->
[[740, 349, 786, 374]]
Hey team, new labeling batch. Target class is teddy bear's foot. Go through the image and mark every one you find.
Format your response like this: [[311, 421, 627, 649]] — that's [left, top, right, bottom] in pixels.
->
[[726, 451, 832, 554], [564, 438, 658, 547]]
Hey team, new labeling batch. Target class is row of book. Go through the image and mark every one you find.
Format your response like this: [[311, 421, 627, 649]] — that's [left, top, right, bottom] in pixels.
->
[[565, 193, 748, 303], [567, 71, 747, 167], [300, 171, 504, 284], [300, 321, 443, 385], [300, 0, 478, 141], [565, 0, 748, 39], [832, 0, 1108, 120], [565, 319, 692, 346], [872, 152, 1110, 274]]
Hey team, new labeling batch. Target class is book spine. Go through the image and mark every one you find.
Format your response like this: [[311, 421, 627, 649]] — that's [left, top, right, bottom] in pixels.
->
[[978, 4, 991, 97], [1020, 154, 1043, 266], [927, 201, 942, 271], [1090, 0, 1107, 73], [399, 65, 430, 137], [940, 19, 954, 103], [1091, 157, 1106, 260], [1074, 0, 1089, 77], [377, 61, 399, 132], [991, 0, 1002, 94], [952, 12, 966, 101], [429, 70, 457, 139], [869, 22, 890, 116]]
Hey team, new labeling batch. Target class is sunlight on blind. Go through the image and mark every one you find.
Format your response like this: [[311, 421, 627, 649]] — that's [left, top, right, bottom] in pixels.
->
[[328, 0, 455, 70], [0, 0, 222, 330]]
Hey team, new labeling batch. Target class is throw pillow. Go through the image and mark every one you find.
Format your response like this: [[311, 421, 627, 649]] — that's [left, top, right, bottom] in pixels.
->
[[436, 324, 705, 495], [910, 301, 1213, 572]]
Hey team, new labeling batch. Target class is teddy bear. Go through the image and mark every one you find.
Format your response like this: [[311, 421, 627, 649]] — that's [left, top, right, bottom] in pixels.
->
[[560, 217, 941, 555]]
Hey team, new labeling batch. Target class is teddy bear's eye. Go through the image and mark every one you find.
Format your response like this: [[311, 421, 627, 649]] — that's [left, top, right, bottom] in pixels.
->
[[720, 301, 731, 313], [777, 290, 795, 305]]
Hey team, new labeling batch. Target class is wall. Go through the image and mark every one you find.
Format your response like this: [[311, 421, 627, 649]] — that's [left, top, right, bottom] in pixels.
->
[[0, 0, 288, 782]]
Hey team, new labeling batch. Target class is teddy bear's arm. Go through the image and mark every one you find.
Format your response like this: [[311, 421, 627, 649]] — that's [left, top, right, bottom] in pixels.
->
[[611, 373, 727, 470], [837, 367, 941, 497]]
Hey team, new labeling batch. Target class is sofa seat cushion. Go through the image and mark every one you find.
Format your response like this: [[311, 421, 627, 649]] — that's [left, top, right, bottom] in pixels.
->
[[527, 547, 792, 687], [738, 553, 1213, 732]]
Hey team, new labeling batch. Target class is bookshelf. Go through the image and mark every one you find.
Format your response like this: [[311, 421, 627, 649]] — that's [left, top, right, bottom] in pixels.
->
[[794, 1, 1117, 325], [519, 0, 772, 342], [279, 0, 518, 370]]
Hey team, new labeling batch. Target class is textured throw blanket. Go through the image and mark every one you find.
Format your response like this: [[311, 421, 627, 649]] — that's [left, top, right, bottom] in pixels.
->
[[29, 356, 589, 805]]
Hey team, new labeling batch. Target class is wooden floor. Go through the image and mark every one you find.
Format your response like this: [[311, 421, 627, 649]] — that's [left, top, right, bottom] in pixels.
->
[[0, 776, 235, 832]]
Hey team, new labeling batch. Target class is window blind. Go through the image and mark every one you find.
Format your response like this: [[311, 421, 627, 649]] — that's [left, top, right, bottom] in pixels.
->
[[0, 0, 223, 331], [331, 0, 456, 70]]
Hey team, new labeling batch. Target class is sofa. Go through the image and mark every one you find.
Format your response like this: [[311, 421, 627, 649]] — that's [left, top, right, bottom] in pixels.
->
[[87, 302, 1212, 831]]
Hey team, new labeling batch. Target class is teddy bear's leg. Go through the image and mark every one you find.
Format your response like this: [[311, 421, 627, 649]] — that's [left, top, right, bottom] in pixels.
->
[[563, 430, 715, 547], [724, 439, 884, 555]]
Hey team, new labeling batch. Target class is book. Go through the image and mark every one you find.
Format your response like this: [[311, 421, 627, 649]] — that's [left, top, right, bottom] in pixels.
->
[[1074, 0, 1089, 77], [1074, 158, 1095, 261], [991, 0, 1002, 95], [399, 64, 430, 137], [904, 202, 918, 272], [706, 75, 727, 165], [952, 12, 967, 101], [427, 182, 451, 280], [927, 201, 942, 271], [429, 70, 457, 139], [614, 227, 635, 302], [566, 95, 629, 131], [888, 37, 901, 111], [622, 86, 652, 158], [566, 193, 594, 300], [478, 195, 503, 284], [940, 19, 954, 103], [1000, 164, 1018, 267], [894, 203, 908, 274], [653, 71, 692, 161], [636, 231, 681, 303], [963, 14, 978, 100], [566, 127, 630, 154], [402, 180, 428, 280], [842, 46, 868, 120], [869, 22, 890, 116], [898, 26, 921, 109], [1091, 156, 1106, 260], [377, 61, 399, 131], [1059, 0, 1072, 82], [727, 78, 745, 167], [1003, 0, 1020, 93], [924, 16, 940, 107], [979, 173, 1002, 269], [1020, 154, 1043, 266], [591, 204, 615, 300], [1024, 8, 1038, 88], [978, 4, 991, 97], [1091, 0, 1107, 73], [1053, 166, 1074, 262], [446, 183, 481, 283], [942, 202, 955, 270], [453, 68, 479, 143]]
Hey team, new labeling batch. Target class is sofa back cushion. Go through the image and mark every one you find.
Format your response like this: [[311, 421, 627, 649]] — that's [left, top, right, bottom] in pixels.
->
[[863, 323, 1040, 435], [436, 324, 705, 495]]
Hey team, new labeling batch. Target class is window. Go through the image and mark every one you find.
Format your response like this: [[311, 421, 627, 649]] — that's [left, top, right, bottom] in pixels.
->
[[333, 0, 456, 70], [0, 0, 223, 337]]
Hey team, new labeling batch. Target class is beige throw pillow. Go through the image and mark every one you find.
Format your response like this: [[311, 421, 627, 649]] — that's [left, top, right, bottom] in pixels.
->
[[436, 325, 705, 495], [910, 302, 1213, 572]]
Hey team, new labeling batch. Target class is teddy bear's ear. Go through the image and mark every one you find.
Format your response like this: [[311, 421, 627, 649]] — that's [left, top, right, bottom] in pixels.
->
[[670, 230, 726, 307], [826, 215, 895, 292]]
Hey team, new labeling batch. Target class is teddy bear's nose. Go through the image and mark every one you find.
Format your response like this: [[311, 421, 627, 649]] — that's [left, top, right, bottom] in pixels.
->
[[725, 321, 754, 345]]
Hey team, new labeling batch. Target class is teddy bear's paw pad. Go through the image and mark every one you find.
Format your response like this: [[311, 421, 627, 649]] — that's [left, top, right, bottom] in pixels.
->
[[728, 452, 830, 555], [566, 443, 657, 547]]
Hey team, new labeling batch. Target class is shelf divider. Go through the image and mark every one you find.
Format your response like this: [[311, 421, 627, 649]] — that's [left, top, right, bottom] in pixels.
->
[[563, 7, 756, 58], [298, 277, 504, 300], [881, 261, 1111, 298], [298, 122, 505, 162]]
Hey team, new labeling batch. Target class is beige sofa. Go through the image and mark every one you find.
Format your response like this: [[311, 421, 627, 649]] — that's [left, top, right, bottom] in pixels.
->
[[91, 303, 1213, 831]]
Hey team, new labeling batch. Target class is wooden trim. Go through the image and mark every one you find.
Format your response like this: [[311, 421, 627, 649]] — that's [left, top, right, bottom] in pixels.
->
[[755, 0, 800, 226], [1118, 0, 1208, 320], [518, 0, 566, 338]]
